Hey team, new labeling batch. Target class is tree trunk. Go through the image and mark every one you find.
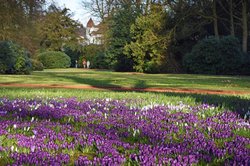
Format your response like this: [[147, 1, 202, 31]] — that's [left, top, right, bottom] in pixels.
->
[[213, 0, 219, 38], [145, 0, 150, 15], [242, 0, 248, 53], [229, 0, 235, 36]]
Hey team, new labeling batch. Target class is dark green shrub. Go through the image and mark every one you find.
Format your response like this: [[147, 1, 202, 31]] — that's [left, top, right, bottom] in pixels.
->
[[240, 53, 250, 75], [218, 36, 242, 74], [0, 41, 31, 74], [91, 52, 109, 69], [144, 60, 160, 74], [183, 36, 243, 75], [81, 44, 107, 69], [14, 56, 31, 74], [0, 62, 7, 73], [31, 59, 44, 71], [63, 47, 82, 68], [38, 51, 71, 69], [114, 54, 134, 72]]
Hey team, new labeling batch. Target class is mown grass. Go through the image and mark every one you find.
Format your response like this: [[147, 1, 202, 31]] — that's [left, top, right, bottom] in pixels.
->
[[0, 87, 249, 116], [0, 74, 249, 165], [0, 68, 250, 91]]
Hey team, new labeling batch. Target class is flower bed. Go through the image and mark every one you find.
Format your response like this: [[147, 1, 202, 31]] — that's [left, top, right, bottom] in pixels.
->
[[0, 98, 249, 165]]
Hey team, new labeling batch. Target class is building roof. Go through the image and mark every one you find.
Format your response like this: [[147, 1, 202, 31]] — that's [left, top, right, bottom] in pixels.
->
[[86, 18, 94, 28]]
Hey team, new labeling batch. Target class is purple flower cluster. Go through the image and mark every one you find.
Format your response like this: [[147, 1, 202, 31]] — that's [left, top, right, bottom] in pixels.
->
[[0, 98, 249, 165]]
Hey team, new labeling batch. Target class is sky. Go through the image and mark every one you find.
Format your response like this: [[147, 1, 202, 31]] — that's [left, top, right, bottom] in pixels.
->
[[48, 0, 93, 26]]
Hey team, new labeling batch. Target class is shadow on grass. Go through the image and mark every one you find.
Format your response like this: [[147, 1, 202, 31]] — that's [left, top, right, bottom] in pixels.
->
[[26, 72, 250, 116], [1, 71, 249, 117], [160, 92, 250, 116], [48, 72, 123, 88], [133, 80, 147, 89], [46, 72, 149, 89]]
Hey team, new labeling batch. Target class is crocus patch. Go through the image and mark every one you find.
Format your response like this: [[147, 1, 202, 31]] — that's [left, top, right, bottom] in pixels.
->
[[0, 98, 249, 165]]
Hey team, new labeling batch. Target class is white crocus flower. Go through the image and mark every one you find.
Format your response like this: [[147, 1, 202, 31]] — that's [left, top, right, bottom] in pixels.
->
[[11, 146, 14, 152], [207, 126, 211, 132], [49, 104, 54, 108], [133, 130, 136, 137], [34, 104, 40, 110], [239, 122, 250, 126]]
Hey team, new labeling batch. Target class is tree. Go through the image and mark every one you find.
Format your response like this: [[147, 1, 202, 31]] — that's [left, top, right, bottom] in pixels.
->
[[106, 1, 140, 71], [162, 0, 212, 70], [83, 0, 250, 74], [82, 0, 117, 20], [0, 0, 45, 53], [212, 0, 219, 37], [229, 0, 235, 36], [218, 0, 249, 52], [242, 0, 248, 53], [38, 5, 82, 51], [124, 4, 169, 72]]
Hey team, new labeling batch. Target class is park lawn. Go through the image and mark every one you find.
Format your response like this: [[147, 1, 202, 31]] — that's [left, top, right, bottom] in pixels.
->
[[0, 87, 249, 115], [0, 68, 250, 92], [0, 87, 249, 165], [0, 77, 249, 165]]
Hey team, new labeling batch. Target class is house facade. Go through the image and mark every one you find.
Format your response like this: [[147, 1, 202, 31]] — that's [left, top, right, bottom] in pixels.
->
[[86, 18, 102, 45]]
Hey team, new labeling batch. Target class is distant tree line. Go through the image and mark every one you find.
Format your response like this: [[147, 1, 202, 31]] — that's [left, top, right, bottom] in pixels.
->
[[0, 0, 249, 75], [0, 0, 84, 73], [83, 0, 250, 74]]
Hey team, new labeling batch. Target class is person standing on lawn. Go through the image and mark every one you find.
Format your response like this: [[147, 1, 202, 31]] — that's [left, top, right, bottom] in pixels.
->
[[87, 60, 90, 69], [75, 60, 78, 68], [82, 59, 86, 68]]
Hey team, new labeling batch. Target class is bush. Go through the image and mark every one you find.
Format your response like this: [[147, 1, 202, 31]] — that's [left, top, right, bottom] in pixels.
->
[[183, 36, 243, 75], [91, 52, 109, 69], [63, 47, 82, 68], [144, 60, 161, 74], [114, 54, 134, 72], [38, 51, 71, 69], [31, 59, 44, 71], [218, 36, 242, 74], [81, 44, 107, 69], [240, 53, 250, 75], [0, 41, 31, 74]]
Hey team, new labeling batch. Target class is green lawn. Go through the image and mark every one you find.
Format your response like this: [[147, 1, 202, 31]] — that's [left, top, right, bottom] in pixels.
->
[[0, 87, 249, 165], [0, 70, 250, 164], [0, 87, 249, 116], [0, 68, 250, 92]]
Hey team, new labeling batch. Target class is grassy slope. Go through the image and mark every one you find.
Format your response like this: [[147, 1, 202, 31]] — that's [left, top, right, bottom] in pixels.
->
[[0, 68, 250, 91]]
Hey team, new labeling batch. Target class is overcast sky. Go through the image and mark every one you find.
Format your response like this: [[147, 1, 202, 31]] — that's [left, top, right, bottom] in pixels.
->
[[48, 0, 93, 26]]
